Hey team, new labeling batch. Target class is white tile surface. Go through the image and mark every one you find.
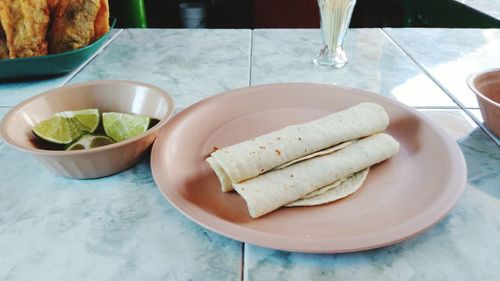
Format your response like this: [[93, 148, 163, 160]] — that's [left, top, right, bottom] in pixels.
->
[[251, 29, 456, 108], [0, 30, 121, 107], [69, 29, 252, 112], [385, 28, 500, 108]]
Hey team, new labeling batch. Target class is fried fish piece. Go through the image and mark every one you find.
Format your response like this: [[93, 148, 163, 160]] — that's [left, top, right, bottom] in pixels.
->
[[47, 0, 59, 16], [0, 0, 49, 58], [48, 0, 100, 54], [93, 0, 109, 41], [0, 23, 8, 59]]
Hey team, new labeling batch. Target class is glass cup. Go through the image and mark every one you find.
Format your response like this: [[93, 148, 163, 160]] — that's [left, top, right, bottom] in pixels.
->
[[314, 0, 356, 68]]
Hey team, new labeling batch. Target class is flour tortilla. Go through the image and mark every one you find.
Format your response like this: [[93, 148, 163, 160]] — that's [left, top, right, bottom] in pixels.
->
[[233, 133, 399, 218], [301, 177, 346, 199], [208, 140, 355, 192], [273, 140, 355, 170], [206, 157, 232, 189], [286, 168, 369, 207], [207, 103, 389, 192]]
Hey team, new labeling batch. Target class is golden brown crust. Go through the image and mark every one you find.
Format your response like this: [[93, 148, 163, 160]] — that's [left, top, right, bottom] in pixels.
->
[[93, 0, 109, 41], [0, 23, 9, 59], [0, 0, 109, 57], [48, 0, 100, 54], [0, 0, 49, 58], [47, 0, 59, 17]]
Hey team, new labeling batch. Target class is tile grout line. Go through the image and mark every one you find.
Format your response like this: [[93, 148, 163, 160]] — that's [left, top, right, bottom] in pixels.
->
[[412, 105, 479, 110], [61, 29, 124, 86], [380, 28, 500, 147], [0, 30, 124, 108], [240, 243, 245, 281], [240, 29, 253, 281], [248, 29, 254, 87], [3, 30, 123, 152], [379, 28, 465, 107], [416, 107, 476, 110]]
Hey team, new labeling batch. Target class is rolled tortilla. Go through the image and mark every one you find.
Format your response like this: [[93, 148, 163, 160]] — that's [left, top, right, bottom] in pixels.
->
[[207, 140, 355, 193], [207, 103, 389, 191], [273, 140, 355, 170], [233, 133, 399, 218]]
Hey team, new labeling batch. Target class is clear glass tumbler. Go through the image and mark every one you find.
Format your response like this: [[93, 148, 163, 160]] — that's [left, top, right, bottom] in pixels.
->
[[314, 0, 356, 68]]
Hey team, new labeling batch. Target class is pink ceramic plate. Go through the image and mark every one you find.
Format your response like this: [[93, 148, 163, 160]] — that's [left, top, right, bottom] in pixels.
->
[[151, 83, 466, 253]]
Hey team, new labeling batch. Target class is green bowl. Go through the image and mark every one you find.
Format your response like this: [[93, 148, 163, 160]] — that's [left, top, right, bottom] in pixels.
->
[[0, 19, 116, 80]]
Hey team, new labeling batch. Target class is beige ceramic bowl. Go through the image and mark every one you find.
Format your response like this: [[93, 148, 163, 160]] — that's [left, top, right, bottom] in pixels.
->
[[467, 69, 500, 137], [0, 80, 174, 179]]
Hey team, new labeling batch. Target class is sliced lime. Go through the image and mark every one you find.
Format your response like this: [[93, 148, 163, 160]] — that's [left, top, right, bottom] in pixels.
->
[[102, 112, 151, 142], [66, 134, 115, 151], [55, 109, 100, 132], [33, 109, 100, 144]]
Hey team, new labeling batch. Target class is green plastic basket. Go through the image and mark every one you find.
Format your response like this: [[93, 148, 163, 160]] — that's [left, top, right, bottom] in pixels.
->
[[0, 19, 116, 80]]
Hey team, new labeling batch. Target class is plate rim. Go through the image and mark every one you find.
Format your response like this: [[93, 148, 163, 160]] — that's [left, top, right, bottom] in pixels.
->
[[151, 83, 467, 253]]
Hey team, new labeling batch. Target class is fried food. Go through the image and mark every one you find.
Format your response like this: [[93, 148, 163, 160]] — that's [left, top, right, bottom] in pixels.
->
[[47, 0, 59, 16], [93, 0, 109, 41], [0, 23, 8, 59], [0, 0, 49, 58], [48, 0, 101, 54], [0, 0, 109, 59]]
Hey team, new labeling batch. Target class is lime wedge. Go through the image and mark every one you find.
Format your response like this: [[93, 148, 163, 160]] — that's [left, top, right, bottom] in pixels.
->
[[33, 109, 100, 144], [54, 109, 100, 132], [102, 112, 151, 142], [66, 134, 115, 151]]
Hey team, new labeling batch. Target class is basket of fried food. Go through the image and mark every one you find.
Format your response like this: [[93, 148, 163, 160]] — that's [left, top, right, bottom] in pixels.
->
[[0, 0, 113, 79]]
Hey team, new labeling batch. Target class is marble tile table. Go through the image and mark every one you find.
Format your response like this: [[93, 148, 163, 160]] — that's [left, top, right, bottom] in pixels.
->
[[0, 28, 499, 281], [385, 28, 500, 145], [68, 29, 252, 112], [247, 28, 500, 281], [453, 0, 500, 21], [250, 29, 457, 108], [0, 107, 8, 144], [0, 30, 122, 107], [0, 29, 250, 281]]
